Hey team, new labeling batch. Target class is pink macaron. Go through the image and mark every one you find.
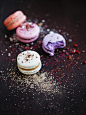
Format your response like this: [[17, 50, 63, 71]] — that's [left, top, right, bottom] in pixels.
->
[[16, 22, 40, 43]]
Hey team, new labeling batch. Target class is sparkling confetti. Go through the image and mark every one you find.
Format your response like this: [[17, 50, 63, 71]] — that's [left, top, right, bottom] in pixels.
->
[[68, 39, 72, 42], [74, 44, 78, 47], [1, 17, 86, 115], [4, 34, 7, 38], [8, 53, 11, 56]]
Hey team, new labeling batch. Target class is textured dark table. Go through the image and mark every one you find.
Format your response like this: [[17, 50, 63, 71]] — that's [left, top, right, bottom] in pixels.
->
[[0, 0, 86, 115]]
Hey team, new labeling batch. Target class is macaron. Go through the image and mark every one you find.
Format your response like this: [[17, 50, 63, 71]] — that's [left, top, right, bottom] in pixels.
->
[[17, 50, 42, 75], [42, 33, 66, 56], [16, 22, 40, 43], [4, 10, 26, 30]]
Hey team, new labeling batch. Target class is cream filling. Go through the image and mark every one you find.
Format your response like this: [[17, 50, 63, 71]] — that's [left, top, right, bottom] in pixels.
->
[[18, 36, 34, 40], [7, 13, 24, 27], [19, 62, 40, 71], [17, 34, 39, 40]]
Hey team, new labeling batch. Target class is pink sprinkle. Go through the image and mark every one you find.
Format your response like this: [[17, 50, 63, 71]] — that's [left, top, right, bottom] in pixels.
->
[[56, 76, 58, 78], [66, 52, 69, 55], [46, 62, 48, 66], [74, 44, 78, 47], [60, 81, 62, 84], [76, 50, 79, 53], [31, 26, 34, 28], [32, 23, 34, 25], [10, 9, 13, 13], [45, 25, 48, 28], [71, 51, 75, 54], [84, 61, 86, 64], [25, 46, 30, 50], [81, 50, 85, 53]]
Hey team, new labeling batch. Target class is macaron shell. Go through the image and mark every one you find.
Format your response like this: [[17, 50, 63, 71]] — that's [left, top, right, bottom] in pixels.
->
[[43, 33, 66, 47], [4, 11, 23, 26], [16, 23, 40, 39], [17, 33, 39, 43], [17, 50, 40, 69], [7, 15, 26, 30], [4, 11, 26, 30], [18, 61, 42, 75], [42, 44, 54, 56], [42, 33, 66, 56], [17, 50, 42, 75]]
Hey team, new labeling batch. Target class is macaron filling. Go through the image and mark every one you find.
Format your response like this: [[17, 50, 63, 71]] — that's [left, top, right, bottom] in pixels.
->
[[43, 46, 52, 52], [17, 50, 41, 74], [17, 34, 39, 40], [46, 40, 65, 49], [18, 62, 40, 71]]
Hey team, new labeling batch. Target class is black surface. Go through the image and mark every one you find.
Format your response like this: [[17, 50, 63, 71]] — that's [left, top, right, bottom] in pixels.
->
[[0, 0, 86, 115]]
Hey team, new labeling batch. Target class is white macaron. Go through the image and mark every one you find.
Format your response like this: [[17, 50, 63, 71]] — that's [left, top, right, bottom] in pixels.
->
[[17, 50, 42, 75]]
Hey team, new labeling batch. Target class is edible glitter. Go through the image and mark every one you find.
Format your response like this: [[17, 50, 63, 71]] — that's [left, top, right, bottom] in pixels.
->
[[8, 53, 11, 56], [4, 34, 7, 38], [22, 25, 25, 28], [42, 20, 45, 23], [49, 31, 54, 34], [1, 16, 86, 115], [47, 29, 50, 32], [68, 39, 72, 42]]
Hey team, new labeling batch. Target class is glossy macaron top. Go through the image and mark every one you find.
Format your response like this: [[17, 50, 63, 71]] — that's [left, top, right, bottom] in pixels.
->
[[16, 22, 40, 39], [4, 10, 26, 30]]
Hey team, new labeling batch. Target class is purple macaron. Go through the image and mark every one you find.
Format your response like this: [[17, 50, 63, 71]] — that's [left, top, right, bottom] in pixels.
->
[[42, 33, 66, 56]]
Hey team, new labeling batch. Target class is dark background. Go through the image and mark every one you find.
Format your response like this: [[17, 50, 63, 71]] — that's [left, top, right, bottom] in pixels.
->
[[0, 0, 86, 115]]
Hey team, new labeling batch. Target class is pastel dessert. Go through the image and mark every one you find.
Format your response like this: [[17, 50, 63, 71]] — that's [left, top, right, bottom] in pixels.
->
[[16, 22, 40, 43], [4, 10, 26, 30], [42, 33, 66, 56], [17, 50, 42, 75]]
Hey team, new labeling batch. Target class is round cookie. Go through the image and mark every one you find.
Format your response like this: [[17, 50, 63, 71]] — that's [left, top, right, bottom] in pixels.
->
[[42, 33, 66, 56], [16, 22, 40, 43], [17, 50, 42, 75], [4, 10, 26, 30]]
